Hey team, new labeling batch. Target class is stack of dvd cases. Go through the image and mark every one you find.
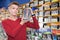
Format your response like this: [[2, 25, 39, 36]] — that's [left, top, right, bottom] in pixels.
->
[[51, 2, 58, 8], [51, 10, 58, 15]]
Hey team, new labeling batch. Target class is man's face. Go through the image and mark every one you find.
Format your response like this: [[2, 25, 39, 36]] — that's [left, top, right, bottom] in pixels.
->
[[8, 4, 19, 16]]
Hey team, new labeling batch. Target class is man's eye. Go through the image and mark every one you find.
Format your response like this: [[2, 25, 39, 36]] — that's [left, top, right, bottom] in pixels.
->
[[11, 7, 15, 9], [13, 8, 15, 9]]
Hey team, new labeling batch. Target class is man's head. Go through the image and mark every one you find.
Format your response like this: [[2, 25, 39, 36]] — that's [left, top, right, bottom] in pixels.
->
[[8, 2, 19, 16]]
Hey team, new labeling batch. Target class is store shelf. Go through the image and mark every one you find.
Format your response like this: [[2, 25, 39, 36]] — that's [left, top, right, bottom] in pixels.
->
[[29, 0, 60, 8], [21, 0, 60, 10], [37, 14, 60, 18], [44, 0, 59, 6], [51, 22, 60, 25], [44, 7, 60, 12], [33, 7, 60, 12], [51, 14, 60, 17], [43, 22, 60, 26]]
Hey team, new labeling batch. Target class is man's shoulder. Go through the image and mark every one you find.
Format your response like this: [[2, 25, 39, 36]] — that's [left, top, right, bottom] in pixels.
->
[[2, 19, 9, 23]]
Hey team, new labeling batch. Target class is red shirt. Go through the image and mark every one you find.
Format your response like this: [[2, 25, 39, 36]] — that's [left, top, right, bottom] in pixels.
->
[[2, 16, 39, 40]]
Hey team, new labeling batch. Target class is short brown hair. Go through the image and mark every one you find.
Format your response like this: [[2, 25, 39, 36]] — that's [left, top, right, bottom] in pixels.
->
[[8, 2, 19, 7]]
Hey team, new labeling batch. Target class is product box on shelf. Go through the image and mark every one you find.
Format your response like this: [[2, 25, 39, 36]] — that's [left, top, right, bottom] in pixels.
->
[[47, 34, 53, 40], [42, 34, 47, 40], [51, 17, 58, 22], [44, 11, 50, 16], [34, 0, 38, 6], [51, 25, 57, 29], [39, 6, 43, 10], [19, 8, 23, 14], [43, 24, 51, 34], [52, 0, 58, 2], [30, 3, 34, 7], [38, 17, 43, 22], [44, 0, 50, 2], [43, 17, 51, 23], [26, 28, 36, 40], [39, 0, 44, 4], [51, 2, 58, 8], [44, 5, 50, 10], [39, 12, 43, 16], [51, 10, 58, 16]]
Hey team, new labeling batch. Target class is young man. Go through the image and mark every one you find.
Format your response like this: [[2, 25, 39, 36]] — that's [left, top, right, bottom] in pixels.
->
[[2, 2, 39, 40]]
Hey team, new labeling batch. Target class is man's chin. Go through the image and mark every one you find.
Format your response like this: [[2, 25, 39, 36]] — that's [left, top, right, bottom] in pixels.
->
[[13, 15, 17, 16]]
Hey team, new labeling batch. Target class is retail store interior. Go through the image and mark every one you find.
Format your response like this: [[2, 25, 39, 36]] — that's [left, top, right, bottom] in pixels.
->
[[0, 0, 60, 40]]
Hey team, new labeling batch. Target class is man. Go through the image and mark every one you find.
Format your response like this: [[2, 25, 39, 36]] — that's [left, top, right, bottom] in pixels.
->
[[2, 2, 39, 40]]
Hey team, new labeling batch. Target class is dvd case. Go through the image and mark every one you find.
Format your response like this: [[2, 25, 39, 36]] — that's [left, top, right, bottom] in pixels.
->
[[43, 17, 51, 23], [44, 5, 50, 10], [51, 10, 58, 15], [51, 17, 58, 22], [52, 0, 58, 2], [30, 3, 34, 7], [44, 11, 50, 16], [51, 2, 58, 8], [44, 0, 50, 2], [39, 1, 44, 5], [34, 0, 38, 6], [51, 25, 57, 29], [23, 8, 32, 21]]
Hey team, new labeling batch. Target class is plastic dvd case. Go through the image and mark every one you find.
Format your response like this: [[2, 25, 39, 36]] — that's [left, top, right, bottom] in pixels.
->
[[34, 0, 38, 6], [39, 1, 43, 5], [52, 0, 58, 2], [44, 5, 50, 10], [44, 0, 50, 2], [43, 17, 51, 23], [51, 2, 58, 8], [44, 11, 50, 16], [51, 25, 57, 29], [23, 8, 32, 21], [51, 17, 58, 22], [30, 3, 34, 7], [51, 10, 58, 15]]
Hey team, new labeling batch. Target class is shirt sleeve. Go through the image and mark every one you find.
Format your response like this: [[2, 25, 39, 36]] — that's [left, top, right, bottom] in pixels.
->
[[26, 16, 39, 29], [2, 21, 22, 37]]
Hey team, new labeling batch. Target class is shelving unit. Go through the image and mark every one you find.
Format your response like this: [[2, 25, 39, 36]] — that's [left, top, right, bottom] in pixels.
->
[[3, 0, 59, 40], [20, 0, 60, 40], [0, 0, 60, 40]]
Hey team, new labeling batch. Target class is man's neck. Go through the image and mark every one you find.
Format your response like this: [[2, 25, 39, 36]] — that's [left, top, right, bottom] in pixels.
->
[[8, 15, 17, 21]]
